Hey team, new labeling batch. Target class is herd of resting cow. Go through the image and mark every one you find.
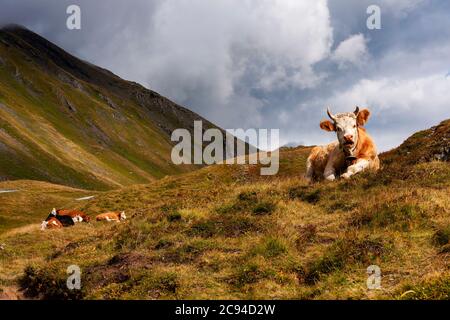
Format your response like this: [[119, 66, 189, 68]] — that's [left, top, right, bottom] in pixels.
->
[[40, 107, 379, 230], [41, 208, 126, 230]]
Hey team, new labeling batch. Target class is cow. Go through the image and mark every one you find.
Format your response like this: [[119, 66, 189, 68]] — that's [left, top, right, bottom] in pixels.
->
[[56, 209, 91, 223], [43, 208, 75, 228], [305, 106, 380, 182], [96, 211, 127, 222], [40, 217, 63, 230]]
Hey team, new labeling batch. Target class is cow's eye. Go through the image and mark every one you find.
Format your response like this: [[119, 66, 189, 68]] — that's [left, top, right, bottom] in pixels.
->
[[353, 125, 356, 128]]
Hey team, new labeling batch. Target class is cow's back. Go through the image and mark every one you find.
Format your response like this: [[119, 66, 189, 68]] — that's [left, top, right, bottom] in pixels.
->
[[96, 212, 119, 221], [58, 209, 90, 222]]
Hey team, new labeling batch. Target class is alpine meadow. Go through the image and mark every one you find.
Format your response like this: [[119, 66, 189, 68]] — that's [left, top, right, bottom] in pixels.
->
[[0, 2, 449, 304]]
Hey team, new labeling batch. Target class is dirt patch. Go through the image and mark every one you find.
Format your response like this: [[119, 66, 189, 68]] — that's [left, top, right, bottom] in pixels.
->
[[85, 252, 153, 288]]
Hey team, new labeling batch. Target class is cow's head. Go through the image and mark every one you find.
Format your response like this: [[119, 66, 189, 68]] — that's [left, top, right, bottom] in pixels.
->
[[120, 211, 127, 220], [40, 221, 48, 230], [320, 106, 371, 157]]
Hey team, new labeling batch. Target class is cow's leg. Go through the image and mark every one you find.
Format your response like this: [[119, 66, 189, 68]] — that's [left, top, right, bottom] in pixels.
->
[[323, 162, 336, 181], [341, 159, 370, 179], [305, 158, 314, 182]]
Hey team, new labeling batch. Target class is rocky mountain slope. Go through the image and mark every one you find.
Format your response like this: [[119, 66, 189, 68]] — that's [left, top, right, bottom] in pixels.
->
[[0, 25, 224, 190]]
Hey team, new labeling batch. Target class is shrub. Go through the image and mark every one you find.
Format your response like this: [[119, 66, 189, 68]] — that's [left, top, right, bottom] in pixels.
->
[[252, 237, 287, 258], [327, 201, 357, 213], [252, 201, 276, 215], [167, 211, 182, 222], [19, 265, 84, 299], [431, 225, 450, 247], [238, 191, 258, 202], [300, 237, 386, 285], [155, 239, 173, 250], [215, 191, 258, 215], [233, 263, 263, 287], [187, 215, 260, 238], [349, 204, 426, 231], [187, 220, 217, 238], [295, 224, 317, 249], [398, 276, 450, 300], [288, 186, 321, 204], [155, 273, 179, 293]]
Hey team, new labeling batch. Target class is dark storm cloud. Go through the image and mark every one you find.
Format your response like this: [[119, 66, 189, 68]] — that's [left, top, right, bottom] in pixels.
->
[[1, 0, 449, 151]]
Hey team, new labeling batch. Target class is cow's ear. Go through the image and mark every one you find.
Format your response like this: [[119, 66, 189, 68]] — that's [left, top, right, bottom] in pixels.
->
[[320, 120, 335, 132], [357, 109, 370, 126]]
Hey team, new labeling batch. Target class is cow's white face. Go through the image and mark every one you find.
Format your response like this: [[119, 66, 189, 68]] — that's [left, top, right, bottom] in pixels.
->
[[320, 107, 371, 156], [334, 114, 358, 152], [120, 211, 127, 220], [51, 208, 57, 216]]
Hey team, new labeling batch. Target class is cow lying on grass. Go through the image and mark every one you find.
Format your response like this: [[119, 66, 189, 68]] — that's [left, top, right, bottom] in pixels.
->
[[41, 209, 127, 230], [41, 208, 90, 230], [41, 217, 63, 229], [305, 106, 380, 182], [96, 211, 127, 222]]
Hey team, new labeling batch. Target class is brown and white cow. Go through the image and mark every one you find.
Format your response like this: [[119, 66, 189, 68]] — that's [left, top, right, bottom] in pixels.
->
[[56, 209, 91, 223], [41, 217, 63, 230], [96, 211, 127, 222], [305, 106, 380, 182]]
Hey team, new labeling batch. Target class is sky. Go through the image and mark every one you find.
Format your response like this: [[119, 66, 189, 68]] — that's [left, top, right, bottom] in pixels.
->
[[1, 0, 449, 151]]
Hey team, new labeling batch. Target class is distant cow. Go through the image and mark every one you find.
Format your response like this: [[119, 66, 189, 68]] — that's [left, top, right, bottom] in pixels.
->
[[96, 211, 127, 222], [42, 208, 75, 228], [305, 107, 380, 182], [40, 217, 63, 230], [56, 209, 91, 223]]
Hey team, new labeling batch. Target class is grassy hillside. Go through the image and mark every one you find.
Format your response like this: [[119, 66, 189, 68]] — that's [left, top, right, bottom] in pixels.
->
[[0, 25, 226, 190], [0, 121, 448, 300]]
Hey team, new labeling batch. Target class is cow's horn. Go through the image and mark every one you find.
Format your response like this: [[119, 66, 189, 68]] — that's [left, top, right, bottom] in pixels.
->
[[354, 106, 360, 116], [327, 107, 336, 121]]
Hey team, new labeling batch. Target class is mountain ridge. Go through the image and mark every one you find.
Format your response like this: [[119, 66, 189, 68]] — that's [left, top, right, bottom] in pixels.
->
[[0, 25, 226, 189]]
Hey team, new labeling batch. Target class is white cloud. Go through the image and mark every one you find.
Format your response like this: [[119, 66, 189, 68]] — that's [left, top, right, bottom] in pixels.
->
[[4, 0, 449, 155], [380, 0, 427, 17], [332, 33, 369, 68], [328, 74, 450, 113], [102, 0, 333, 128], [324, 73, 450, 150]]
